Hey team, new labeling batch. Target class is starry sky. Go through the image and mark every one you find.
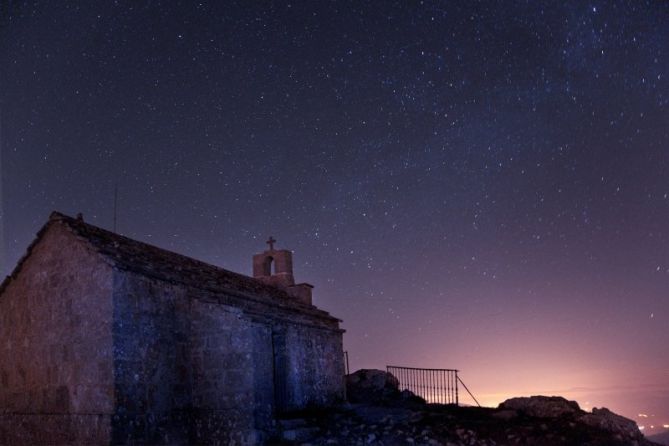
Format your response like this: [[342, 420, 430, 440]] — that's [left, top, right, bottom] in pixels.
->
[[1, 0, 668, 435]]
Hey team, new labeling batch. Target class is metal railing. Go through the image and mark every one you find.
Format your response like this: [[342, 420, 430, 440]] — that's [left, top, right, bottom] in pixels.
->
[[387, 365, 480, 407]]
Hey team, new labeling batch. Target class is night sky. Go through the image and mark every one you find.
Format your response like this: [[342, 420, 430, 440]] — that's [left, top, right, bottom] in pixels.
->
[[1, 0, 668, 435]]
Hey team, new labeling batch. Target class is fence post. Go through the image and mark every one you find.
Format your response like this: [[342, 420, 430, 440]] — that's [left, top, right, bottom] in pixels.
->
[[455, 370, 459, 406]]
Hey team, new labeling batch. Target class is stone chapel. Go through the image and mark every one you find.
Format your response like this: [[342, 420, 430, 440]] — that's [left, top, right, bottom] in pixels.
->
[[0, 212, 345, 445]]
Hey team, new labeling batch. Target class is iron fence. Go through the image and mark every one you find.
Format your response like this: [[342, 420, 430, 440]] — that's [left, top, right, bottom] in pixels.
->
[[387, 365, 480, 407]]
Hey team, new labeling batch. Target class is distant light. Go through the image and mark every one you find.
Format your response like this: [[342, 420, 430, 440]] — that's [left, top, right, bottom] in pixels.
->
[[639, 426, 645, 431], [663, 424, 669, 429], [638, 413, 648, 418]]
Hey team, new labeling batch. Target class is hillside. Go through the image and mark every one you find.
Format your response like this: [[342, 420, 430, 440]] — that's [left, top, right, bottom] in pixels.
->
[[649, 431, 669, 446], [271, 370, 660, 446]]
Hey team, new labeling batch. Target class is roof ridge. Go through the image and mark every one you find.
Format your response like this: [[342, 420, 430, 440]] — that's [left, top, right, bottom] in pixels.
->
[[56, 212, 253, 282], [2, 212, 340, 329], [48, 212, 337, 323]]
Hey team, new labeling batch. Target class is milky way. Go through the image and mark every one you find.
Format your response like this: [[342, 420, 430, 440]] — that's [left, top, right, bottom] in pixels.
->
[[1, 0, 668, 434]]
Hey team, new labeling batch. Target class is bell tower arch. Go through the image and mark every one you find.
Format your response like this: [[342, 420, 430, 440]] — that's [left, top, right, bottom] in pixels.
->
[[252, 237, 313, 305]]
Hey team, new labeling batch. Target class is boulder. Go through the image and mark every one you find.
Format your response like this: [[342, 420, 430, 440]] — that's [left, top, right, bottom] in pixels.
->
[[346, 369, 400, 403], [580, 407, 643, 440], [499, 396, 581, 418]]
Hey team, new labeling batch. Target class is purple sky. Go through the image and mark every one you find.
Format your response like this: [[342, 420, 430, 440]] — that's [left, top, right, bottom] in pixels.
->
[[1, 0, 668, 435]]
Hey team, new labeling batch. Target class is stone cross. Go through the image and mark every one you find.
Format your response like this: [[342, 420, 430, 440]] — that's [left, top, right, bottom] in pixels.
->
[[266, 236, 276, 251]]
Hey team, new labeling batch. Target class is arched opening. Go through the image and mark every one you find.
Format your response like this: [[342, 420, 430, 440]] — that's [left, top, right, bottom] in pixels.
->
[[262, 256, 274, 276]]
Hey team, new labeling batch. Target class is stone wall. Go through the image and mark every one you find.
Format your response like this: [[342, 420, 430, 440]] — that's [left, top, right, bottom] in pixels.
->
[[0, 220, 345, 445], [0, 224, 114, 445], [187, 298, 274, 445], [111, 271, 185, 444], [110, 269, 344, 444], [111, 271, 278, 445], [279, 323, 345, 412]]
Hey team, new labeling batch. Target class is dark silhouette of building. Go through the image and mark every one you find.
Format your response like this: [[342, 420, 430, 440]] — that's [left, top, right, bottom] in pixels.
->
[[0, 212, 344, 445]]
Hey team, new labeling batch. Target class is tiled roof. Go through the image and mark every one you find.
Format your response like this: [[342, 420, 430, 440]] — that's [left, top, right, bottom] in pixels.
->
[[1, 212, 340, 325]]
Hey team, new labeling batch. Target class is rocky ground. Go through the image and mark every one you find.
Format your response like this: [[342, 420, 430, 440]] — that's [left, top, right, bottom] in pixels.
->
[[269, 369, 659, 446]]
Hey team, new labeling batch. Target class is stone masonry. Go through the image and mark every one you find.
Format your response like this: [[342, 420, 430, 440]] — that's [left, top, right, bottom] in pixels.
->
[[0, 212, 345, 445]]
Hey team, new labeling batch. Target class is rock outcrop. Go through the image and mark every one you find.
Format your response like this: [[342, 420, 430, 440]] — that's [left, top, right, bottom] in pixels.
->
[[581, 407, 646, 440], [499, 396, 648, 444], [345, 369, 400, 403], [346, 369, 424, 405], [272, 370, 659, 446], [499, 396, 581, 418]]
